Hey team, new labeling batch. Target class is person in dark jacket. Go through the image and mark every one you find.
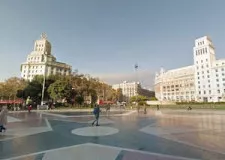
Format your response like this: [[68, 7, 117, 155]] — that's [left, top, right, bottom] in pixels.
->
[[92, 104, 101, 126]]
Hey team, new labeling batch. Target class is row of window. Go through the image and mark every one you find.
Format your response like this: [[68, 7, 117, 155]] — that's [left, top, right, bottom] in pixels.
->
[[198, 41, 204, 46], [36, 44, 44, 47], [215, 68, 225, 72], [199, 89, 225, 95], [163, 91, 195, 95], [196, 64, 209, 70], [35, 48, 44, 51], [195, 47, 207, 56], [28, 57, 41, 61], [196, 59, 208, 64], [24, 65, 42, 69], [215, 62, 225, 66], [198, 83, 225, 88], [197, 70, 225, 77]]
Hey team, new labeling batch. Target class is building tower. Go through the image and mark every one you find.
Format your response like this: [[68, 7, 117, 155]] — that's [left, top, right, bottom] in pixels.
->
[[193, 36, 216, 102], [21, 33, 71, 81]]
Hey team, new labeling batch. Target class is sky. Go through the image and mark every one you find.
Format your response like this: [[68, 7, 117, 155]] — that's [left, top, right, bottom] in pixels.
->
[[1, 0, 225, 89]]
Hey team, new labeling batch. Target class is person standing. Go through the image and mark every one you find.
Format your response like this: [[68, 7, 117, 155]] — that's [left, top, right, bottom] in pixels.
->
[[0, 106, 8, 132], [92, 104, 100, 126]]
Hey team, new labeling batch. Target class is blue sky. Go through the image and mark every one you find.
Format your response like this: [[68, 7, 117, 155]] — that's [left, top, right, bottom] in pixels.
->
[[1, 0, 225, 88]]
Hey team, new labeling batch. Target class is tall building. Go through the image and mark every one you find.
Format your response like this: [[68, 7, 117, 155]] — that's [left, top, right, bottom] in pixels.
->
[[21, 33, 71, 81], [155, 36, 225, 102], [112, 81, 140, 101]]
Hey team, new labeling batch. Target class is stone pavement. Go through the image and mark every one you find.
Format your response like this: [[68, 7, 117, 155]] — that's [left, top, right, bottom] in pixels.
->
[[0, 109, 225, 160]]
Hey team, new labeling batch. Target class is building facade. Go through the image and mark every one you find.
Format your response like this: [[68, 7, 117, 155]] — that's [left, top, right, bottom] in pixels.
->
[[112, 81, 140, 101], [155, 36, 225, 102], [155, 66, 195, 102], [21, 34, 71, 81]]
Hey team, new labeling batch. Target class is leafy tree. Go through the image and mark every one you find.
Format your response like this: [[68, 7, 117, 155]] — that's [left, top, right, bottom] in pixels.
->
[[0, 77, 28, 100], [130, 95, 149, 103], [116, 88, 123, 102], [48, 80, 72, 102], [22, 80, 42, 103], [149, 97, 158, 101], [75, 95, 84, 106]]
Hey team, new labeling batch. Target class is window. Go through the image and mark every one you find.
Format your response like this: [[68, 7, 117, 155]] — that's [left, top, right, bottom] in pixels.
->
[[223, 78, 225, 81], [198, 77, 200, 79], [196, 61, 198, 64], [198, 81, 200, 84], [216, 79, 219, 82], [201, 60, 203, 63], [218, 90, 220, 94], [206, 64, 209, 68], [205, 48, 207, 53], [208, 85, 211, 88], [217, 84, 220, 87], [207, 75, 210, 78], [202, 71, 204, 74], [216, 69, 218, 72], [216, 74, 218, 77], [204, 91, 206, 94], [209, 90, 211, 94], [208, 80, 210, 83], [222, 68, 224, 71], [199, 91, 201, 94], [207, 70, 209, 73], [202, 76, 204, 78]]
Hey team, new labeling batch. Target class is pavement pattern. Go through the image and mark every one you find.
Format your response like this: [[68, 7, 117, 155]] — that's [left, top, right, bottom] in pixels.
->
[[0, 109, 225, 160]]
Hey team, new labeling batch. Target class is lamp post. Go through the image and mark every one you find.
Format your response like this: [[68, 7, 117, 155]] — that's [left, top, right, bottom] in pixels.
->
[[134, 63, 139, 108], [41, 65, 46, 105]]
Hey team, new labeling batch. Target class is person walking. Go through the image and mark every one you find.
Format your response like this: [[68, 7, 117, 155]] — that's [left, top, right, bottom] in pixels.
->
[[92, 104, 101, 126], [28, 104, 32, 113], [144, 105, 147, 114], [157, 105, 160, 111], [0, 106, 8, 132], [26, 96, 32, 113]]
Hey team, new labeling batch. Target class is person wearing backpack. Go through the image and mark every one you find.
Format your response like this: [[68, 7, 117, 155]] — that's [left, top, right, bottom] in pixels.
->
[[92, 104, 100, 126]]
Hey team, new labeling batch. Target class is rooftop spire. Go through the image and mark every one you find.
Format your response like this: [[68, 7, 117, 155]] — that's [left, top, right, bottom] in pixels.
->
[[40, 33, 47, 40]]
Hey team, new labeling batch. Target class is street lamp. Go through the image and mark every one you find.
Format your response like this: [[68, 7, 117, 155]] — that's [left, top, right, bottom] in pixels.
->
[[41, 65, 46, 105], [134, 63, 139, 107]]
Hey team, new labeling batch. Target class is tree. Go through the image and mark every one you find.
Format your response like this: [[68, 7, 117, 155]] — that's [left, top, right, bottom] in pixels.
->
[[0, 77, 28, 100], [116, 88, 123, 102], [75, 95, 84, 106], [22, 80, 43, 103], [149, 97, 158, 101], [130, 95, 149, 103], [48, 80, 72, 102]]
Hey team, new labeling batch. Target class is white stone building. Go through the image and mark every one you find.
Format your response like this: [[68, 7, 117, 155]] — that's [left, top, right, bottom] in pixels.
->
[[112, 81, 140, 100], [21, 34, 71, 81], [154, 66, 195, 102], [155, 36, 225, 102]]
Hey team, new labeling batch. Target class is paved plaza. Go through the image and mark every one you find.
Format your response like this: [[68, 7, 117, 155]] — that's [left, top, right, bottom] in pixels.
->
[[0, 109, 225, 160]]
